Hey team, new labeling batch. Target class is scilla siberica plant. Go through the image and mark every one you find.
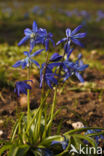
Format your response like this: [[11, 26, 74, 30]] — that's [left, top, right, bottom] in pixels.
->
[[0, 21, 104, 156]]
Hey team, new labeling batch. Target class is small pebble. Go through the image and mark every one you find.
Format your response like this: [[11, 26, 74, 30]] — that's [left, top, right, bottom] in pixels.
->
[[0, 130, 3, 136], [0, 120, 3, 125], [72, 122, 84, 129]]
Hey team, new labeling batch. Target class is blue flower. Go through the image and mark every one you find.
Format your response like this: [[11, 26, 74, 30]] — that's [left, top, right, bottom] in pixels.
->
[[96, 10, 104, 22], [64, 43, 74, 59], [38, 28, 55, 51], [12, 49, 44, 69], [51, 136, 69, 150], [18, 21, 41, 50], [14, 80, 32, 97], [63, 53, 88, 82], [50, 53, 62, 62], [56, 25, 86, 47], [85, 129, 104, 145], [40, 62, 61, 88]]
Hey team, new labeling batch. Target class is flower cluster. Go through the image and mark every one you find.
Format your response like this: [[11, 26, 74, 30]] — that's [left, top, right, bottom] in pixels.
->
[[2, 20, 103, 156], [13, 21, 88, 96], [85, 129, 104, 145]]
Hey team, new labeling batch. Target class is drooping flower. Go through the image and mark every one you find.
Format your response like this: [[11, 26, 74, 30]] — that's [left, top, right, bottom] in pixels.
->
[[12, 49, 44, 69], [51, 136, 69, 150], [40, 62, 61, 88], [64, 43, 74, 59], [56, 25, 86, 47], [14, 80, 32, 96], [85, 129, 104, 145], [62, 53, 88, 82], [50, 53, 62, 62], [37, 28, 55, 51], [18, 21, 42, 50]]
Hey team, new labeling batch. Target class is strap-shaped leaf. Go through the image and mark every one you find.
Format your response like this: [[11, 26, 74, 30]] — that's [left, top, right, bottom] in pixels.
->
[[70, 134, 97, 149], [64, 127, 104, 135], [56, 137, 71, 156], [0, 144, 11, 155], [86, 131, 104, 137], [40, 135, 62, 146], [8, 144, 30, 156], [10, 113, 24, 142]]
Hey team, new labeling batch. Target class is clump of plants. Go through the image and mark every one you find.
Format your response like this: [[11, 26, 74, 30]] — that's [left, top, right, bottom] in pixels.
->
[[0, 21, 104, 156]]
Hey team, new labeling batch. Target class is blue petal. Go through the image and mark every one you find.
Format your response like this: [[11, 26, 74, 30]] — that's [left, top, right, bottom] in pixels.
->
[[48, 32, 53, 38], [56, 38, 67, 45], [23, 82, 32, 90], [32, 21, 38, 33], [71, 38, 84, 47], [79, 60, 84, 66], [24, 51, 29, 56], [61, 141, 67, 150], [38, 28, 47, 37], [64, 43, 70, 54], [49, 38, 55, 47], [64, 72, 71, 81], [62, 63, 69, 72], [21, 61, 27, 69], [74, 33, 87, 38], [24, 28, 32, 36], [25, 58, 29, 65], [77, 53, 82, 60], [48, 62, 61, 68], [45, 39, 49, 51], [31, 59, 40, 68], [51, 141, 60, 145], [40, 75, 43, 88], [66, 28, 71, 37], [77, 64, 88, 71], [50, 53, 62, 62], [71, 25, 83, 35], [30, 39, 35, 51], [47, 75, 57, 84], [18, 36, 29, 46], [68, 40, 71, 47], [12, 60, 22, 68], [14, 81, 32, 97], [64, 61, 74, 68], [17, 86, 20, 97], [31, 49, 44, 57], [67, 48, 74, 59], [75, 72, 84, 82], [46, 79, 53, 88]]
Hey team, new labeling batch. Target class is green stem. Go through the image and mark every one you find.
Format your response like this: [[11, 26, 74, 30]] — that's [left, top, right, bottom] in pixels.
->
[[42, 87, 57, 139], [50, 87, 57, 120], [25, 90, 50, 135], [43, 50, 66, 137], [27, 65, 30, 125], [41, 51, 49, 100]]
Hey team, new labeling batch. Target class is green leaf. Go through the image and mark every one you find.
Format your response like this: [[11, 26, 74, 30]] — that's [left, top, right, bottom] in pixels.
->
[[40, 135, 63, 146], [32, 149, 43, 156], [8, 144, 30, 156], [64, 127, 104, 135], [0, 144, 11, 155], [71, 134, 97, 148], [86, 131, 104, 137], [56, 119, 63, 135], [0, 139, 7, 144], [56, 137, 71, 156], [11, 113, 24, 142]]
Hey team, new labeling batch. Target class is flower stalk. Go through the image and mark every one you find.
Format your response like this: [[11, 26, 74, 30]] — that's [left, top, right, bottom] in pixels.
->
[[27, 63, 31, 125]]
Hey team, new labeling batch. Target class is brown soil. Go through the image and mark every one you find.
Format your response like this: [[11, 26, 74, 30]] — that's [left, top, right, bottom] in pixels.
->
[[0, 66, 104, 140]]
